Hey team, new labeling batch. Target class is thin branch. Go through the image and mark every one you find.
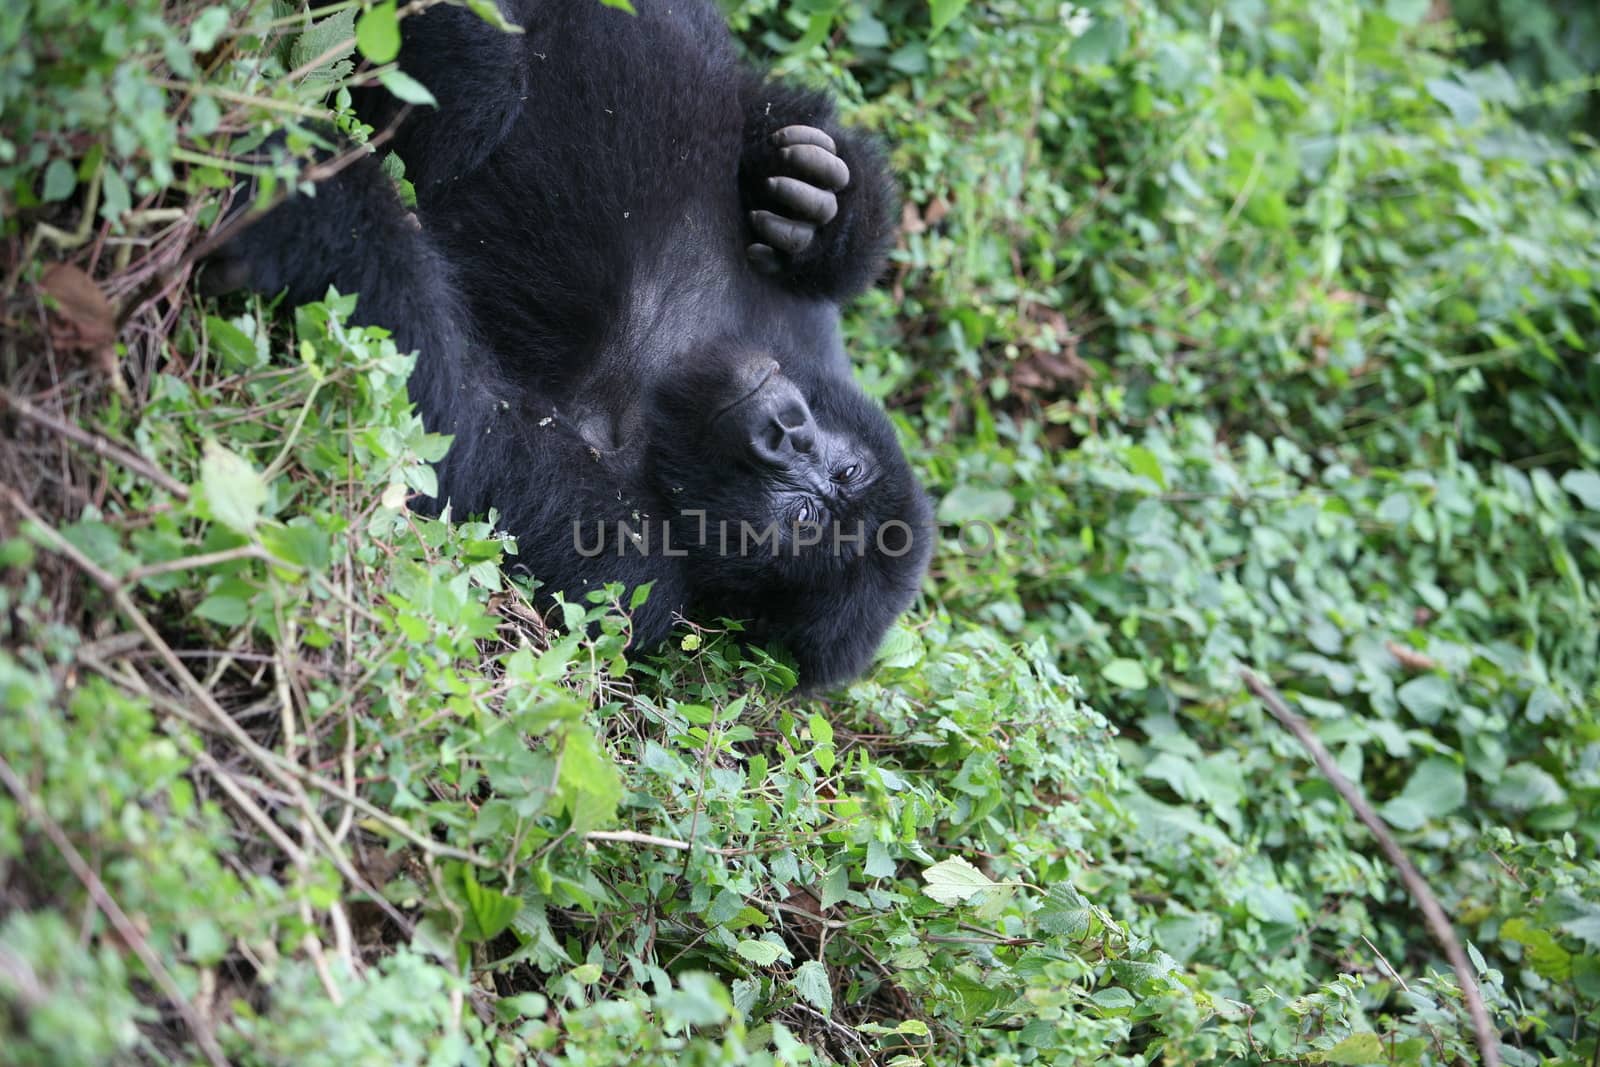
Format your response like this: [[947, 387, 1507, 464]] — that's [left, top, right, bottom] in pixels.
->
[[1240, 667, 1500, 1067], [584, 830, 690, 851], [1, 389, 190, 500], [9, 486, 491, 869], [0, 755, 231, 1067]]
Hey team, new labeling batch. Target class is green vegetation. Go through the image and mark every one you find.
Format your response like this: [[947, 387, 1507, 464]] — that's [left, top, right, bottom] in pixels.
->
[[3, 0, 1598, 1063]]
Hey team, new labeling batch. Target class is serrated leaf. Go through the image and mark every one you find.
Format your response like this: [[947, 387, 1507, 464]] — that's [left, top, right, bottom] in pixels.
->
[[553, 726, 621, 834], [735, 939, 784, 966], [460, 867, 520, 942], [355, 0, 401, 63], [201, 440, 267, 534], [921, 856, 996, 904], [790, 959, 833, 1014]]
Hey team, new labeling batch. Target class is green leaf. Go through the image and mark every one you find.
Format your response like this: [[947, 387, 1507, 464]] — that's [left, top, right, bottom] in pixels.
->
[[1560, 470, 1600, 510], [200, 440, 267, 534], [928, 0, 970, 37], [464, 0, 526, 31], [790, 960, 833, 1014], [194, 594, 248, 627], [1066, 15, 1128, 66], [807, 713, 833, 747], [937, 485, 1013, 523], [1100, 658, 1148, 690], [377, 68, 437, 106], [355, 0, 401, 63], [189, 6, 231, 52], [1125, 445, 1167, 489], [598, 0, 636, 11], [1310, 1032, 1386, 1064], [1395, 674, 1450, 724], [1380, 757, 1466, 831], [42, 158, 76, 202], [921, 856, 997, 904], [735, 939, 784, 966], [459, 867, 521, 942], [553, 726, 621, 834], [1090, 987, 1136, 1014]]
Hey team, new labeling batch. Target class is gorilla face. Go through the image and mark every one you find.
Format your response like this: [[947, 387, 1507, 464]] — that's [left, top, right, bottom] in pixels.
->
[[645, 343, 926, 581]]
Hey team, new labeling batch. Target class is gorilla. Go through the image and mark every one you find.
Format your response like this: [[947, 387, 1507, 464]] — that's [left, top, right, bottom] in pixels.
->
[[208, 0, 933, 689]]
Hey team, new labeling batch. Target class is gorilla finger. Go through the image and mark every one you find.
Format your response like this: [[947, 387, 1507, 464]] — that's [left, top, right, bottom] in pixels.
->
[[750, 210, 815, 255], [766, 176, 838, 225], [771, 124, 837, 154], [780, 144, 850, 191], [746, 243, 782, 274]]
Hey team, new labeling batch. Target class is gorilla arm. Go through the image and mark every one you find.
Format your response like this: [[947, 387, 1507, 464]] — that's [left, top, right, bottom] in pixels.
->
[[203, 149, 693, 647]]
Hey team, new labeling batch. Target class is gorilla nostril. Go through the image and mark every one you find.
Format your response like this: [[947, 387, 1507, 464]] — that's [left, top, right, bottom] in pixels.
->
[[777, 403, 808, 430]]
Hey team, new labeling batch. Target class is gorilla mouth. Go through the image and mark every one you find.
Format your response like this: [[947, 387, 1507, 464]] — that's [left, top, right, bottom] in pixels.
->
[[712, 359, 781, 422]]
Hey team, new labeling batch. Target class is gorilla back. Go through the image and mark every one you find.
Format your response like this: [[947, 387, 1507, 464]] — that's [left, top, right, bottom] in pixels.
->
[[209, 0, 933, 689]]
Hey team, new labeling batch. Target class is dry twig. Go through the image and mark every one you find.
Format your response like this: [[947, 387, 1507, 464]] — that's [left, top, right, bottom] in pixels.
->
[[1240, 667, 1500, 1067]]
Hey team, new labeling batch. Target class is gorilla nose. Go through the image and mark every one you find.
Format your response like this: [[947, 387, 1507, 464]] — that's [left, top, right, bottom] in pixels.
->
[[753, 409, 816, 463]]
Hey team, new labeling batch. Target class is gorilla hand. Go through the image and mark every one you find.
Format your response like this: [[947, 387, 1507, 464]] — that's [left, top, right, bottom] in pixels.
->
[[746, 125, 851, 274]]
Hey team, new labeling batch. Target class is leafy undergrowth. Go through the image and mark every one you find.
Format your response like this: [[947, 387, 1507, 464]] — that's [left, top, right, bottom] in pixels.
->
[[3, 1, 1599, 1065]]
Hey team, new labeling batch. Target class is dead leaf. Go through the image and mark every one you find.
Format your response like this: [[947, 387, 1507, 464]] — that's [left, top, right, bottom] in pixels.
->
[[1386, 640, 1438, 672], [40, 263, 117, 351]]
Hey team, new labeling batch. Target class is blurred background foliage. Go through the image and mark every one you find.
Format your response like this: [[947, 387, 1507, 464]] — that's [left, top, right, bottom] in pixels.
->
[[1, 0, 1598, 1064]]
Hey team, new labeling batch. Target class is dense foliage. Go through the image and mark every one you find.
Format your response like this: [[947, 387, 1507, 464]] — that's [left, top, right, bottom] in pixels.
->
[[2, 0, 1598, 1064]]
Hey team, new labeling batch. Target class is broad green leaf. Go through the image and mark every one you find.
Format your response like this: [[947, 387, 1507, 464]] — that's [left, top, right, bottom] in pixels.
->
[[1309, 1032, 1385, 1064], [929, 0, 969, 37], [200, 440, 267, 534], [377, 68, 436, 106], [1100, 658, 1149, 690], [189, 6, 231, 51], [553, 726, 621, 833], [460, 867, 520, 942], [1560, 470, 1600, 510], [42, 158, 75, 202], [790, 960, 833, 1014], [1380, 757, 1466, 831], [921, 856, 996, 904], [1395, 674, 1450, 723], [807, 713, 833, 746], [735, 939, 784, 966], [1090, 987, 1136, 1013], [355, 0, 401, 63], [1126, 445, 1167, 489], [937, 485, 1013, 523]]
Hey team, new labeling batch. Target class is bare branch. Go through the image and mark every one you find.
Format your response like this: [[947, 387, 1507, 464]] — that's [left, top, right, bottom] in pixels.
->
[[1241, 667, 1500, 1067]]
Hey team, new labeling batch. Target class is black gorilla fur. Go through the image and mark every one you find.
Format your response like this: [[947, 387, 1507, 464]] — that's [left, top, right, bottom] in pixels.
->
[[209, 0, 933, 688]]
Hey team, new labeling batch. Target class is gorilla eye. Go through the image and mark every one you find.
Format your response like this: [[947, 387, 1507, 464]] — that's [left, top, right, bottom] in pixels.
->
[[833, 463, 861, 483]]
